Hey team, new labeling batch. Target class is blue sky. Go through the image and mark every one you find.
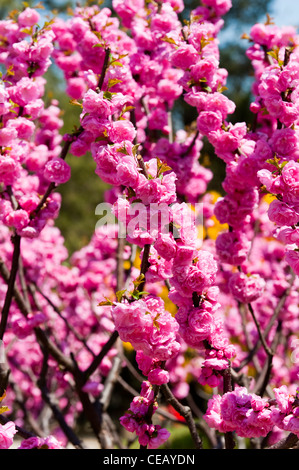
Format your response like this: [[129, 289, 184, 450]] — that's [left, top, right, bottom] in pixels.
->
[[270, 0, 299, 28]]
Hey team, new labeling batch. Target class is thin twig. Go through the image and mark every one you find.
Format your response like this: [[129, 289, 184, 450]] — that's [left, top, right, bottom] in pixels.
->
[[82, 331, 119, 383], [247, 303, 273, 357], [0, 414, 35, 440], [161, 383, 202, 449], [138, 244, 151, 293], [37, 347, 86, 449], [32, 284, 95, 356]]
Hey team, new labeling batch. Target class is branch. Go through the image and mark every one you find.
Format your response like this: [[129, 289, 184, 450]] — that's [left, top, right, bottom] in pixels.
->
[[31, 284, 95, 356], [37, 347, 86, 449], [0, 234, 21, 340], [160, 383, 202, 449], [266, 432, 299, 450], [222, 366, 236, 450], [0, 414, 35, 440], [96, 47, 111, 92], [247, 303, 273, 358], [82, 330, 119, 383], [100, 350, 122, 413], [138, 244, 151, 293]]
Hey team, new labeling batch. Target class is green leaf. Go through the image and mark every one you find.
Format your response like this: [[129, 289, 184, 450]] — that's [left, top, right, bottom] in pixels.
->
[[121, 105, 135, 115], [116, 290, 127, 302], [133, 274, 145, 289], [103, 91, 113, 101], [132, 143, 140, 157], [116, 145, 130, 155], [108, 78, 123, 89], [137, 291, 149, 297], [110, 60, 123, 67], [161, 36, 177, 45], [157, 157, 172, 177], [0, 406, 9, 415], [98, 298, 113, 306], [69, 99, 83, 108]]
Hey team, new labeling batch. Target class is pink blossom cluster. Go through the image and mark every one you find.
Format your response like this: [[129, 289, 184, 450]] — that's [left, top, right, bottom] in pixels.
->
[[204, 384, 299, 440], [111, 295, 180, 373], [51, 1, 212, 204], [245, 22, 299, 274], [119, 381, 170, 449], [0, 421, 17, 449], [0, 10, 68, 238], [18, 435, 63, 449]]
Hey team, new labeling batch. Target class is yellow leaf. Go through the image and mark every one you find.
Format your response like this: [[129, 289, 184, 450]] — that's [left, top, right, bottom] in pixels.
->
[[262, 193, 276, 205], [122, 341, 134, 352], [207, 215, 228, 240], [0, 406, 9, 414]]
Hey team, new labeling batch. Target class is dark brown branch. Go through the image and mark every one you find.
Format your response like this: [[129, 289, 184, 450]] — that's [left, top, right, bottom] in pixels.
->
[[161, 383, 202, 449], [82, 330, 119, 383], [248, 303, 273, 357], [138, 244, 151, 293], [0, 234, 21, 340], [266, 432, 299, 449], [222, 366, 236, 450], [0, 414, 35, 440], [32, 284, 95, 356], [96, 47, 111, 92], [37, 347, 86, 449], [181, 130, 199, 157]]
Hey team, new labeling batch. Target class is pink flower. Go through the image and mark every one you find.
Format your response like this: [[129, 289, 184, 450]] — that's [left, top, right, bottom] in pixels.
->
[[171, 44, 199, 70], [5, 209, 29, 230], [44, 158, 71, 184], [281, 160, 299, 203], [108, 120, 136, 144], [201, 0, 232, 16], [147, 426, 171, 449], [116, 156, 140, 189], [82, 89, 112, 117], [197, 110, 223, 135], [147, 368, 170, 385], [157, 78, 182, 102], [10, 77, 41, 106], [268, 199, 299, 226], [269, 128, 299, 158], [18, 7, 40, 27], [154, 233, 177, 261], [111, 296, 180, 361], [285, 250, 299, 275], [0, 127, 18, 146], [66, 77, 87, 100], [19, 437, 41, 449], [274, 386, 294, 414], [229, 272, 266, 303], [215, 230, 250, 266]]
